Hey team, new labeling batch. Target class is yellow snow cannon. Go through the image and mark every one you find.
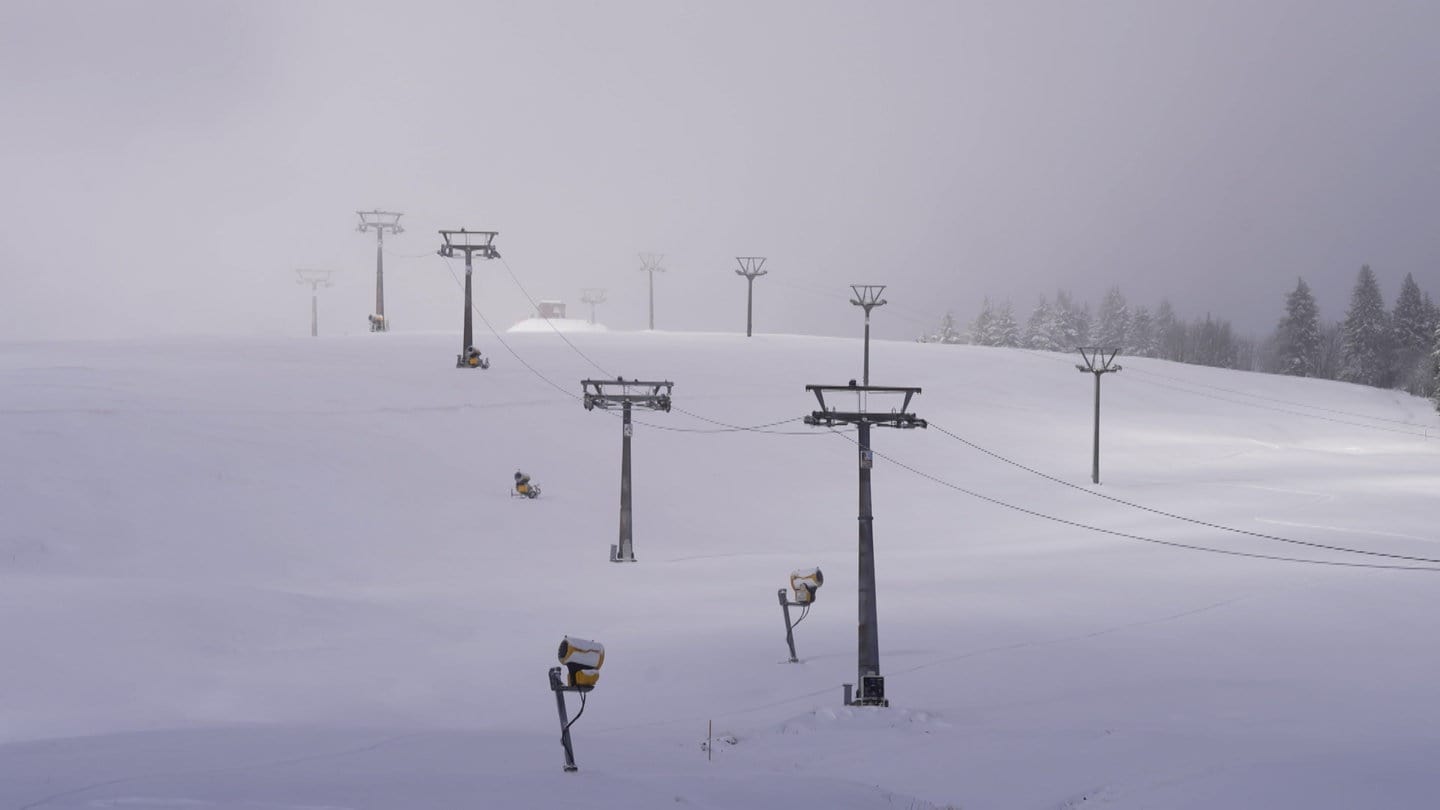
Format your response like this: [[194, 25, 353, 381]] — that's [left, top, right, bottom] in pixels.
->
[[558, 636, 605, 689], [790, 567, 823, 604]]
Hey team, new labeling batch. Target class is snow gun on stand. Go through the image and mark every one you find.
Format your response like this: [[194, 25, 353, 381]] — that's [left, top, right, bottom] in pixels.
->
[[778, 567, 823, 663], [368, 313, 386, 332], [548, 636, 604, 772], [512, 471, 541, 499], [458, 345, 490, 369]]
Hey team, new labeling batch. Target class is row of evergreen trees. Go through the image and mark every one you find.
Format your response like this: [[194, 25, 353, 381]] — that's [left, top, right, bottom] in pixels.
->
[[921, 266, 1440, 411], [1273, 266, 1439, 397], [921, 289, 1260, 370]]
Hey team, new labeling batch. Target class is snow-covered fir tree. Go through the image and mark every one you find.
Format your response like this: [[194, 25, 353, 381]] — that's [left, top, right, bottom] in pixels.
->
[[1393, 274, 1429, 352], [1127, 306, 1158, 358], [1275, 277, 1321, 377], [921, 311, 964, 344], [1053, 290, 1089, 349], [1428, 319, 1440, 406], [991, 301, 1021, 347], [1315, 321, 1345, 380], [1392, 273, 1432, 393], [1024, 296, 1061, 350], [1095, 286, 1129, 349], [968, 299, 995, 345], [1431, 320, 1440, 409], [1340, 265, 1392, 387], [1191, 314, 1240, 368], [1155, 299, 1184, 361]]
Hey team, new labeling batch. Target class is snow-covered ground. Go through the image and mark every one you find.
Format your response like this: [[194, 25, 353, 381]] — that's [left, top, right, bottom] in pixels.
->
[[3, 329, 1439, 809]]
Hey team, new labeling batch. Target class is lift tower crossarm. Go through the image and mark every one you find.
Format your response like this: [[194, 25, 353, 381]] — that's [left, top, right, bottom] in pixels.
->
[[581, 378, 674, 411], [805, 384, 926, 428]]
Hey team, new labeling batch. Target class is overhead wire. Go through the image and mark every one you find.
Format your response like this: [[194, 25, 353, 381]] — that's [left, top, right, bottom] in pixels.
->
[[823, 428, 1440, 572], [1016, 347, 1436, 439], [438, 254, 837, 436], [769, 277, 936, 328], [438, 259, 1430, 567], [497, 254, 613, 378], [927, 420, 1440, 565], [1124, 373, 1434, 439], [382, 248, 446, 260], [439, 257, 584, 403], [1125, 364, 1437, 429], [492, 253, 837, 436]]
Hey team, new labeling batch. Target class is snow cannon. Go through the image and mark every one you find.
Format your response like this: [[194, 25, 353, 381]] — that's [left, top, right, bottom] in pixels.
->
[[549, 636, 605, 772], [558, 636, 605, 689], [790, 567, 823, 604], [457, 345, 490, 370], [368, 313, 387, 332], [778, 568, 823, 663]]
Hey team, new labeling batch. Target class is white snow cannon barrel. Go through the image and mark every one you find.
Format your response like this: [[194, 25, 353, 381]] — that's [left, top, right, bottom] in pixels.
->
[[790, 568, 823, 604], [558, 636, 605, 689]]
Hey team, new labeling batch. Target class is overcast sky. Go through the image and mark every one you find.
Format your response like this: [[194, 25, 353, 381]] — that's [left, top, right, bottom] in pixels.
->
[[3, 1, 1439, 342]]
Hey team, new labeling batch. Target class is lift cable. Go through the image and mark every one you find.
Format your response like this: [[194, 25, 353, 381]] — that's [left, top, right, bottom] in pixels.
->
[[927, 420, 1440, 565], [497, 254, 613, 377], [823, 428, 1440, 572], [1016, 348, 1435, 439], [440, 256, 834, 436], [496, 254, 825, 435]]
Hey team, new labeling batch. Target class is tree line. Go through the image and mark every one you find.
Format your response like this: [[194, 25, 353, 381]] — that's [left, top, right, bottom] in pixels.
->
[[920, 266, 1440, 412]]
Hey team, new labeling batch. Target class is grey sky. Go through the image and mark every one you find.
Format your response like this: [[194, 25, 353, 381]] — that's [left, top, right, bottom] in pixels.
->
[[3, 1, 1439, 342]]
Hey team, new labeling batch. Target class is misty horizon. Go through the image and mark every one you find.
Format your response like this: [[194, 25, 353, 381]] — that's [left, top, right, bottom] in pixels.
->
[[4, 1, 1438, 343]]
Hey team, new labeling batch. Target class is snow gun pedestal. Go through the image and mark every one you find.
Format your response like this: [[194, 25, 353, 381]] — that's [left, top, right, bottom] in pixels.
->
[[549, 637, 605, 772], [368, 313, 387, 333]]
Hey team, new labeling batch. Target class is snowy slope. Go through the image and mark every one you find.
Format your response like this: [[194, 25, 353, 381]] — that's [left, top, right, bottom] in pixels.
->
[[3, 330, 1439, 809]]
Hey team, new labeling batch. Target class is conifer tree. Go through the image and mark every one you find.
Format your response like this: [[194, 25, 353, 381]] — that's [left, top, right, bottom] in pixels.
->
[[1024, 296, 1060, 351], [1155, 299, 1184, 361], [1095, 286, 1129, 348], [1393, 273, 1429, 353], [1192, 314, 1240, 368], [1315, 321, 1345, 380], [968, 299, 996, 346], [1053, 290, 1088, 349], [1340, 264, 1392, 387], [925, 311, 963, 344], [1431, 321, 1440, 409], [1128, 306, 1157, 358], [1275, 277, 1321, 377], [992, 301, 1021, 347], [1392, 274, 1432, 393]]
